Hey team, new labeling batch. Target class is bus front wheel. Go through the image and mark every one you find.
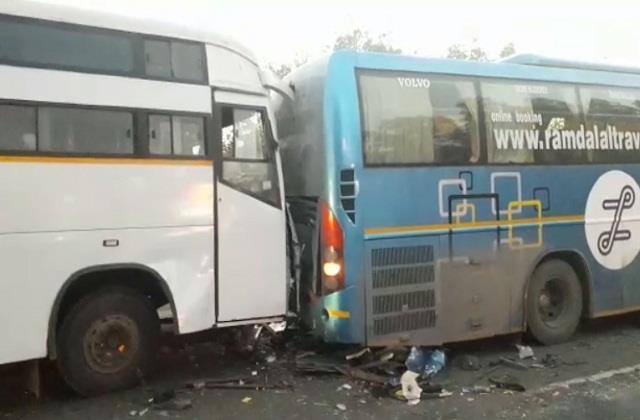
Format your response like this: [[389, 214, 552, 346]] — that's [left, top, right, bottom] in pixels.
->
[[56, 287, 160, 396], [526, 259, 583, 345]]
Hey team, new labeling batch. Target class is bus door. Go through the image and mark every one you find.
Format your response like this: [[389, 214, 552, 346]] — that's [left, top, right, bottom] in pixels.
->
[[213, 91, 287, 322]]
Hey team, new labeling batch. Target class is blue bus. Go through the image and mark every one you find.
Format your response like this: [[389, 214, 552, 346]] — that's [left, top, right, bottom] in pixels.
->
[[276, 52, 640, 347]]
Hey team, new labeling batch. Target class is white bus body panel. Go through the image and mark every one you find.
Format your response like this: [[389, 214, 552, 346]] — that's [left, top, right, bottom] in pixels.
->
[[0, 161, 216, 365], [207, 45, 265, 95], [0, 65, 212, 114]]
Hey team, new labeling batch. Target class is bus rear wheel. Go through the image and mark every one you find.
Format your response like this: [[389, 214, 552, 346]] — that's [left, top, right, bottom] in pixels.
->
[[57, 287, 160, 396], [526, 259, 583, 345]]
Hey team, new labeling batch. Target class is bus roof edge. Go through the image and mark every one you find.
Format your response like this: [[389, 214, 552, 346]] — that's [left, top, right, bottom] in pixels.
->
[[502, 53, 640, 75]]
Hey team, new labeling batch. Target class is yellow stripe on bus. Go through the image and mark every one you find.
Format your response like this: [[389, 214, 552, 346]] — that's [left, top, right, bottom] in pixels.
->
[[326, 310, 351, 320], [0, 155, 212, 166], [365, 214, 585, 237]]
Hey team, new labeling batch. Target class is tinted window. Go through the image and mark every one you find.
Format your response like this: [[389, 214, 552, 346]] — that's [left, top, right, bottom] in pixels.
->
[[144, 39, 205, 82], [482, 81, 584, 164], [221, 108, 280, 206], [38, 107, 133, 154], [0, 19, 134, 73], [0, 105, 36, 151], [172, 42, 205, 82], [359, 72, 480, 165], [148, 114, 205, 156], [149, 114, 172, 155], [144, 39, 172, 78], [173, 116, 205, 156], [580, 87, 640, 163]]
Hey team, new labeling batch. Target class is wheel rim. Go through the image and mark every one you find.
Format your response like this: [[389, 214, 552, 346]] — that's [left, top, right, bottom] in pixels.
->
[[537, 277, 568, 327], [83, 315, 139, 374]]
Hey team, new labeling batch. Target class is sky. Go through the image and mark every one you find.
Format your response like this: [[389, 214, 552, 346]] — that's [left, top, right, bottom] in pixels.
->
[[34, 0, 640, 68]]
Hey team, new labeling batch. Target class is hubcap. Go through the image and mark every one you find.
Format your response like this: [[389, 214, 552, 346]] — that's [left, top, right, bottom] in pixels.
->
[[83, 315, 139, 374], [538, 278, 567, 325]]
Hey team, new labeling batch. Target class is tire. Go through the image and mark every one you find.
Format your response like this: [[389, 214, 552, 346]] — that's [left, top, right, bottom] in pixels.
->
[[57, 287, 160, 396], [526, 259, 583, 345]]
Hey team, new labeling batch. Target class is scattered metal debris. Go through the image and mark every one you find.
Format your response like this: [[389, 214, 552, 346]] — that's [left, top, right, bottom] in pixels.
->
[[267, 321, 287, 334], [516, 345, 534, 360], [461, 385, 492, 394], [345, 347, 371, 361], [489, 375, 526, 392], [295, 351, 317, 360]]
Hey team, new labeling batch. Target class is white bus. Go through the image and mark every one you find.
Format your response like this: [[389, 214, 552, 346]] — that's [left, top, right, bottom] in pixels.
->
[[0, 1, 288, 395]]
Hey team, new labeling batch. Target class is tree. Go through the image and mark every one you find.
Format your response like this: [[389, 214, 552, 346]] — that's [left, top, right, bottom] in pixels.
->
[[333, 28, 402, 54], [499, 42, 516, 58], [446, 43, 489, 62], [446, 42, 516, 61], [268, 55, 309, 79], [269, 28, 401, 78]]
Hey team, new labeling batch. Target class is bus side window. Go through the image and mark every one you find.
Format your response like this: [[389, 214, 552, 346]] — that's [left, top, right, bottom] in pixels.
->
[[148, 114, 205, 156], [580, 87, 640, 164], [144, 39, 172, 78], [482, 81, 583, 165], [430, 80, 480, 164], [358, 72, 479, 166], [0, 105, 37, 152], [220, 107, 281, 207], [38, 107, 133, 155]]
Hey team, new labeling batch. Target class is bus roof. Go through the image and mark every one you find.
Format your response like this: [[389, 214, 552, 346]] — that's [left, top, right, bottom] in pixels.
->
[[0, 0, 258, 65], [324, 50, 640, 89]]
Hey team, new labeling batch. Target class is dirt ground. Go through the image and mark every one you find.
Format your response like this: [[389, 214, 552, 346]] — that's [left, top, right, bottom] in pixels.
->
[[2, 315, 640, 420]]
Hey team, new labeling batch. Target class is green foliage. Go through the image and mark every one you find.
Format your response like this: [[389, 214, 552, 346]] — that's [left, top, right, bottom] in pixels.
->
[[446, 42, 517, 62], [333, 29, 402, 54], [499, 42, 516, 59]]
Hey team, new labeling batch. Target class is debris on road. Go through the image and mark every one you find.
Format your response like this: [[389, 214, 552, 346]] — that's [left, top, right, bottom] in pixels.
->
[[496, 356, 529, 371], [400, 371, 423, 405], [516, 345, 535, 360], [541, 353, 587, 368], [295, 351, 317, 360], [345, 347, 371, 361], [241, 396, 252, 404], [149, 389, 176, 405], [489, 375, 526, 392], [461, 385, 492, 395], [456, 354, 482, 371], [336, 403, 347, 411], [267, 321, 287, 334], [405, 347, 446, 378]]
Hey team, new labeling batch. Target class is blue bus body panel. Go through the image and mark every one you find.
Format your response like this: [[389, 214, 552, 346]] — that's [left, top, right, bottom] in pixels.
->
[[304, 51, 640, 345]]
